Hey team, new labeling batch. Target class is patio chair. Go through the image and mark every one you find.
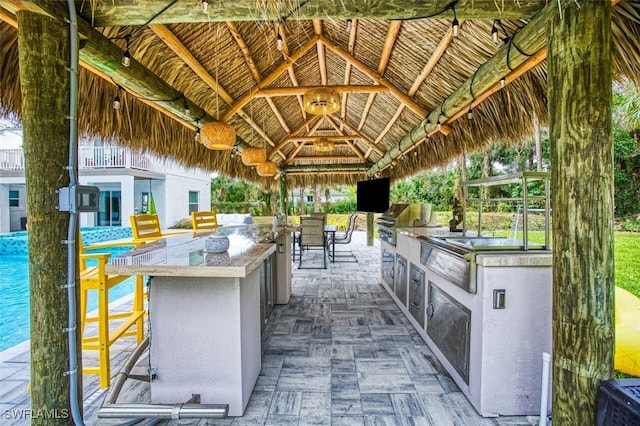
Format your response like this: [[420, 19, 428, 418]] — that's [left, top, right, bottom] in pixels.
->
[[298, 216, 327, 269], [130, 214, 186, 243], [191, 211, 218, 231], [78, 234, 145, 388], [327, 213, 358, 263]]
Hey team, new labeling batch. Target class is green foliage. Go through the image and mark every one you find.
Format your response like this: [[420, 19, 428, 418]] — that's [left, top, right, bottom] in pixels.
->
[[210, 176, 274, 215], [390, 169, 457, 210], [172, 218, 192, 229], [617, 219, 640, 232]]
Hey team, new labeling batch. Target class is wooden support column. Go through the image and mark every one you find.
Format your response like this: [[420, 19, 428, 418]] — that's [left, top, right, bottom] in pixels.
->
[[547, 1, 614, 424], [279, 173, 288, 215], [366, 212, 374, 246], [17, 10, 77, 424]]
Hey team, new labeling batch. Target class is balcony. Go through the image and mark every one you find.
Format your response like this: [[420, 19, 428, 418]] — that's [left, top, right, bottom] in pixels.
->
[[0, 146, 158, 172]]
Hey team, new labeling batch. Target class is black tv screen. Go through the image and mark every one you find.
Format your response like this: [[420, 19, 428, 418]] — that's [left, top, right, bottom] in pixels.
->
[[356, 177, 390, 213]]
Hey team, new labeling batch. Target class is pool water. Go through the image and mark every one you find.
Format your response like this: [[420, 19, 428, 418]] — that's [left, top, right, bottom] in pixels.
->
[[0, 227, 137, 352]]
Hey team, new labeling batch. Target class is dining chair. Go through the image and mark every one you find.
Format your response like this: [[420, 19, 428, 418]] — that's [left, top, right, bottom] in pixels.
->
[[327, 213, 358, 262], [78, 234, 145, 388], [298, 216, 327, 269], [191, 211, 218, 231]]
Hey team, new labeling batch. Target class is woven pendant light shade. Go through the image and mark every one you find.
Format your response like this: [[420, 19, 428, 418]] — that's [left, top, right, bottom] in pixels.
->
[[241, 147, 267, 166], [303, 87, 340, 115], [200, 121, 236, 150], [256, 161, 277, 177], [314, 137, 335, 152]]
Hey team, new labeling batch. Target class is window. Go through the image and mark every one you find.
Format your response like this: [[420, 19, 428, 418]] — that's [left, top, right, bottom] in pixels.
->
[[306, 195, 314, 203], [189, 191, 199, 214], [9, 190, 19, 207]]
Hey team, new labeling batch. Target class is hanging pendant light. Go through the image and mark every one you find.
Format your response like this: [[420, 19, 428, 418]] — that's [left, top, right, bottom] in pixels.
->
[[199, 121, 236, 150], [241, 147, 267, 166], [256, 161, 277, 177], [303, 87, 340, 115], [314, 137, 335, 152]]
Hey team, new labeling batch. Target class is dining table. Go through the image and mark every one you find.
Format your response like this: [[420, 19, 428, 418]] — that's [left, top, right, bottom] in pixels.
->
[[289, 223, 338, 263]]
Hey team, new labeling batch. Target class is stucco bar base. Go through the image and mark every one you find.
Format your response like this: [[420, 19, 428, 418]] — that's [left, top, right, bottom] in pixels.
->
[[147, 268, 261, 416]]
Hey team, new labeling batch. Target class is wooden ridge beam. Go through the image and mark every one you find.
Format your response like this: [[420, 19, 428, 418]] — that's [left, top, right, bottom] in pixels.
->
[[62, 1, 547, 26], [325, 116, 367, 162], [288, 136, 360, 142], [268, 116, 320, 160], [328, 116, 385, 156], [257, 85, 388, 97]]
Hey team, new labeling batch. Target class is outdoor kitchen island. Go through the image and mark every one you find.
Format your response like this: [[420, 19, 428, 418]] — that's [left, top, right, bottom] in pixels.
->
[[106, 226, 290, 417], [383, 227, 553, 417]]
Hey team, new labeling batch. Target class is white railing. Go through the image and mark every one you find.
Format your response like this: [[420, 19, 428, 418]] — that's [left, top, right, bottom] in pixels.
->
[[0, 149, 25, 170], [0, 147, 155, 171]]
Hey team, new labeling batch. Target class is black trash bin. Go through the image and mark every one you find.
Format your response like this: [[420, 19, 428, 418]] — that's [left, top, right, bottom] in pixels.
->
[[20, 217, 27, 230], [596, 378, 640, 426]]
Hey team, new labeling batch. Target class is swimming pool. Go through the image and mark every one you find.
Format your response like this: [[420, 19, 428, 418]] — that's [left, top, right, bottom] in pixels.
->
[[0, 227, 136, 352]]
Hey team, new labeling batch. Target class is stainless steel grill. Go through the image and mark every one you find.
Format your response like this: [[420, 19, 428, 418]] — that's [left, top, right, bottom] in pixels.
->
[[377, 203, 431, 246]]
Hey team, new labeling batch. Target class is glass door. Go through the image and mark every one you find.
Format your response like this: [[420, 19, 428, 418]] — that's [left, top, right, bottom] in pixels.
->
[[98, 190, 121, 226]]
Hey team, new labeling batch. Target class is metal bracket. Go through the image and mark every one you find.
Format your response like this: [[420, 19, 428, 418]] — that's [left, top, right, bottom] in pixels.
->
[[63, 368, 77, 377]]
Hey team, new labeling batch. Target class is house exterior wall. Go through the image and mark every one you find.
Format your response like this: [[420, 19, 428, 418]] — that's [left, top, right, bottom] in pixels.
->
[[0, 148, 211, 233]]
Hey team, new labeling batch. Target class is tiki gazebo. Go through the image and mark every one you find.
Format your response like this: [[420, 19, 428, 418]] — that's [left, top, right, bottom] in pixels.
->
[[1, 1, 639, 424]]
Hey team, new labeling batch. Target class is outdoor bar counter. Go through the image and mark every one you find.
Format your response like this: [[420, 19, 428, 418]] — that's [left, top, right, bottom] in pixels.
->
[[106, 226, 279, 416]]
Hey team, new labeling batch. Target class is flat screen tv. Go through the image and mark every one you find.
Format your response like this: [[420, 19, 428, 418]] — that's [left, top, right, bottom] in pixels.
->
[[356, 177, 390, 213]]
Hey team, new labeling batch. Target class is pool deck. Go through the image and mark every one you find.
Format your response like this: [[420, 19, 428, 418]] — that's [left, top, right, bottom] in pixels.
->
[[0, 232, 539, 425]]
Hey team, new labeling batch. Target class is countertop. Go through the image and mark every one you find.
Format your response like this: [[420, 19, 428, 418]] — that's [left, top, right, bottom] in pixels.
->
[[106, 225, 277, 278]]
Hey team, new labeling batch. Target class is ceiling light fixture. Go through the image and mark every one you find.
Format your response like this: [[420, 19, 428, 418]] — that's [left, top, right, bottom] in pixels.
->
[[202, 0, 209, 14], [276, 32, 283, 51], [122, 35, 131, 67], [314, 137, 335, 152], [242, 147, 267, 166], [113, 86, 122, 110], [346, 19, 353, 33], [451, 5, 459, 37], [256, 161, 277, 177], [199, 121, 236, 150], [491, 21, 499, 44], [304, 87, 340, 115]]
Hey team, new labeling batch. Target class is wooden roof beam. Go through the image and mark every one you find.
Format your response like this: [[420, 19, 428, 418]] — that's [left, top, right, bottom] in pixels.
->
[[325, 116, 367, 162], [283, 164, 369, 174], [288, 136, 360, 142], [319, 34, 427, 118], [313, 19, 328, 85], [222, 35, 319, 122], [282, 117, 326, 163], [67, 1, 548, 26]]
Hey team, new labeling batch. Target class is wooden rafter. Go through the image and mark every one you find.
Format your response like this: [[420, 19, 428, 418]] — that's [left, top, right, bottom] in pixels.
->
[[313, 19, 328, 85], [374, 22, 462, 144], [288, 136, 359, 142], [341, 18, 358, 125], [149, 24, 282, 157], [328, 116, 385, 157], [325, 116, 367, 162], [284, 117, 325, 163], [268, 115, 320, 160], [222, 35, 319, 122], [277, 22, 307, 126], [226, 21, 291, 135], [358, 21, 401, 131], [319, 34, 427, 118]]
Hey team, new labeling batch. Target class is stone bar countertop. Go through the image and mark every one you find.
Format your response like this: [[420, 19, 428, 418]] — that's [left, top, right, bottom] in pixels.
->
[[106, 225, 276, 278]]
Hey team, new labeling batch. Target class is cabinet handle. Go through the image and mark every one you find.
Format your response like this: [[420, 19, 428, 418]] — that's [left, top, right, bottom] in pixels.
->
[[426, 304, 434, 319]]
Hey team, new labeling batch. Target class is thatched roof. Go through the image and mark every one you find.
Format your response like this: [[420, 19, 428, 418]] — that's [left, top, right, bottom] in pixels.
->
[[1, 1, 639, 189]]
